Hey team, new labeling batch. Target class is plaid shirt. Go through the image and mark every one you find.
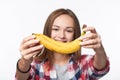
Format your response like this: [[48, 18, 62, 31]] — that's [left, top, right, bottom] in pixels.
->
[[17, 55, 110, 80]]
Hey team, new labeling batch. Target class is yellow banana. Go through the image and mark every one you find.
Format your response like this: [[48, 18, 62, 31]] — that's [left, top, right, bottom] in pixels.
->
[[33, 31, 85, 54]]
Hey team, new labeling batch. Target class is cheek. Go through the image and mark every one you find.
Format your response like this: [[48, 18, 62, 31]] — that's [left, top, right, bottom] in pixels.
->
[[67, 34, 74, 41], [51, 31, 56, 38]]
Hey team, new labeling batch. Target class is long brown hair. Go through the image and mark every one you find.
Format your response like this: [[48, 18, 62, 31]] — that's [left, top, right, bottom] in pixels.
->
[[35, 8, 81, 69]]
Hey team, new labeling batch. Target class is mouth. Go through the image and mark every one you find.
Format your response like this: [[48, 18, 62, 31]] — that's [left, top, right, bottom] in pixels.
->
[[54, 39, 67, 43]]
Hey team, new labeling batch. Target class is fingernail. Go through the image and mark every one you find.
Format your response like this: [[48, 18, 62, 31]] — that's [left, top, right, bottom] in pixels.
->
[[32, 35, 36, 38], [79, 42, 82, 45], [36, 39, 40, 42], [39, 44, 44, 48], [78, 36, 83, 40]]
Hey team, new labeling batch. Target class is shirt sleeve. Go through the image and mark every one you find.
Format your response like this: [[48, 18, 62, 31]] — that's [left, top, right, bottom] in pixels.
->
[[88, 55, 110, 79], [26, 61, 37, 80]]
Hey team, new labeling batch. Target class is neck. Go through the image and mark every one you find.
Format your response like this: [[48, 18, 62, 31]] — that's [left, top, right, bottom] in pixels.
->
[[53, 53, 70, 66]]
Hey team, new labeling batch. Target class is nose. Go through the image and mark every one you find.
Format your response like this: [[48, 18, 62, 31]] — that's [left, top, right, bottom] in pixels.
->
[[58, 30, 65, 38]]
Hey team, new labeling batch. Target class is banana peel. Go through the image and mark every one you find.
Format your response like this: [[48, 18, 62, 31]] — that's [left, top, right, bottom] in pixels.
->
[[32, 31, 85, 54]]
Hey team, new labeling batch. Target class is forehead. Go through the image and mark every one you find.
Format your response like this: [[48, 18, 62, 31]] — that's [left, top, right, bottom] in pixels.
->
[[53, 14, 74, 28]]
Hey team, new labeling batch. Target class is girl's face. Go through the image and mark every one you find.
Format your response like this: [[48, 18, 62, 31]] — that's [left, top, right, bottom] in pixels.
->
[[51, 14, 75, 42]]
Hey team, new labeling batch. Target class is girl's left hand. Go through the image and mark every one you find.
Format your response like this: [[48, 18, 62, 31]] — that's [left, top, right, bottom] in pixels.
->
[[79, 26, 102, 50]]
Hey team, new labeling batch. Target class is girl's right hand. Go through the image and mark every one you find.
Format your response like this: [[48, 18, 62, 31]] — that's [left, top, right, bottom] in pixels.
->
[[19, 35, 44, 63]]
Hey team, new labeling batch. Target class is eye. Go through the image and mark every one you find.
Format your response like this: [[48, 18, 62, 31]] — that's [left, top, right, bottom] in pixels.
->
[[67, 30, 73, 32], [66, 29, 74, 33], [52, 28, 59, 31]]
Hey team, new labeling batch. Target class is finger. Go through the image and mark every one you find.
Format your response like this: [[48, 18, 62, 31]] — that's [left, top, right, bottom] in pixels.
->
[[82, 27, 97, 33], [79, 33, 97, 41], [21, 44, 44, 56], [20, 39, 40, 51], [80, 37, 101, 48], [22, 50, 41, 60], [81, 43, 101, 49], [21, 35, 36, 45], [80, 39, 98, 46]]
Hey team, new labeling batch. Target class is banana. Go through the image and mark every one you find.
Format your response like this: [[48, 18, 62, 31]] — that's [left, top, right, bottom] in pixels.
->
[[33, 31, 85, 54]]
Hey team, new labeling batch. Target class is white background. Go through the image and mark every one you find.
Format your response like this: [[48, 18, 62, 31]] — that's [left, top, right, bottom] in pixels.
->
[[0, 0, 120, 80]]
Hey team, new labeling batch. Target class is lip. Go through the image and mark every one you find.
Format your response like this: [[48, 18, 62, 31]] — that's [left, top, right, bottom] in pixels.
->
[[54, 39, 67, 43]]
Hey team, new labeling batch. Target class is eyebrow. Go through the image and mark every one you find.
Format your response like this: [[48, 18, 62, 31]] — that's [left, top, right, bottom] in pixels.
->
[[52, 25, 60, 28], [52, 25, 74, 29]]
